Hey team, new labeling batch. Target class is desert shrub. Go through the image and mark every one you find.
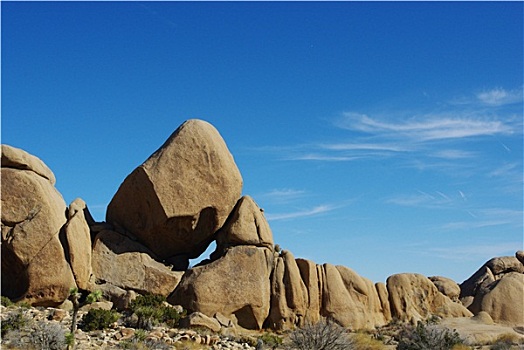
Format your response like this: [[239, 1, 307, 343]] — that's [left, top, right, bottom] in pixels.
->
[[287, 318, 351, 350], [129, 294, 184, 329], [258, 332, 284, 349], [80, 308, 120, 331], [396, 321, 467, 350], [349, 332, 386, 350], [29, 320, 66, 350], [490, 333, 524, 350], [451, 345, 473, 350], [1, 309, 29, 337], [1, 295, 14, 307], [173, 340, 209, 350]]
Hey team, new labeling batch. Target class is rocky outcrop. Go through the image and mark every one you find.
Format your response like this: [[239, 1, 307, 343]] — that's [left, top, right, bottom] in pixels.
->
[[461, 255, 524, 325], [387, 273, 472, 323], [106, 119, 243, 265], [1, 146, 76, 306], [91, 230, 183, 297], [169, 245, 273, 330]]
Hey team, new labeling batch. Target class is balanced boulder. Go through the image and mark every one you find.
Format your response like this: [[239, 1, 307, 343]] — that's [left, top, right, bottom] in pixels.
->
[[106, 119, 243, 262]]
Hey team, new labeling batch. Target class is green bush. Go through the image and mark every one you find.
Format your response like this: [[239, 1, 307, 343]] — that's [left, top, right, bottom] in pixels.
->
[[258, 332, 284, 349], [396, 321, 467, 350], [1, 295, 14, 307], [129, 294, 184, 329], [81, 308, 120, 331]]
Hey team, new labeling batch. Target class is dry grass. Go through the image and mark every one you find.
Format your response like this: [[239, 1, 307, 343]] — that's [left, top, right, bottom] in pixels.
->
[[349, 333, 387, 350]]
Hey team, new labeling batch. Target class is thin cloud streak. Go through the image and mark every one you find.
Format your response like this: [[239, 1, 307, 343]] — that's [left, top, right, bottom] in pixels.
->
[[265, 205, 336, 221], [477, 87, 524, 106], [338, 112, 514, 141]]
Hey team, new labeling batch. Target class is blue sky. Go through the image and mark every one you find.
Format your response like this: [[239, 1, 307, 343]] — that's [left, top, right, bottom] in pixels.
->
[[2, 1, 522, 283]]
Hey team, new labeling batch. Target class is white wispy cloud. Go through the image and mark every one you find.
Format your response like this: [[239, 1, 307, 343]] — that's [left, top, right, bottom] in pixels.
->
[[258, 188, 306, 203], [319, 142, 409, 152], [477, 87, 523, 106], [386, 190, 453, 207], [425, 242, 521, 262], [265, 204, 336, 221], [338, 112, 514, 142], [288, 154, 362, 162], [430, 149, 477, 159]]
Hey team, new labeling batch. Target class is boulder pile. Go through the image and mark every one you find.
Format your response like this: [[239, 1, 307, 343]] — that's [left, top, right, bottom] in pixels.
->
[[2, 119, 522, 331]]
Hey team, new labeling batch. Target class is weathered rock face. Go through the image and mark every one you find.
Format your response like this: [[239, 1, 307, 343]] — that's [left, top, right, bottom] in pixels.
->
[[64, 198, 93, 290], [168, 245, 273, 330], [296, 258, 321, 325], [322, 264, 389, 330], [429, 276, 461, 302], [267, 251, 309, 330], [469, 272, 524, 325], [106, 119, 243, 262], [91, 230, 183, 297], [461, 254, 524, 325], [387, 273, 472, 323], [1, 146, 75, 305], [1, 144, 56, 185], [214, 196, 274, 253]]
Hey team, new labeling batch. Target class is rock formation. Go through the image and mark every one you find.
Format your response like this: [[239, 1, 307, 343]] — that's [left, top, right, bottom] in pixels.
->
[[387, 273, 472, 323], [2, 120, 521, 332], [460, 254, 524, 325], [106, 119, 243, 267], [1, 145, 76, 305]]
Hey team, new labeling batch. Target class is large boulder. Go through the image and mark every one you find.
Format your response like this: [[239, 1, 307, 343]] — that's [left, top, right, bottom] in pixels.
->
[[387, 273, 472, 323], [106, 119, 243, 262], [64, 198, 93, 290], [1, 145, 75, 305], [429, 276, 461, 302], [214, 196, 274, 253], [470, 272, 524, 325], [91, 230, 183, 296], [1, 144, 56, 184], [460, 254, 524, 312], [168, 245, 273, 330]]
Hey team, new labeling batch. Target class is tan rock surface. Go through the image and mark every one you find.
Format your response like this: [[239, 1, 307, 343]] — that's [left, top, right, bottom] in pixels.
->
[[64, 198, 93, 290], [267, 251, 309, 329], [1, 163, 75, 306], [429, 276, 461, 301], [387, 273, 472, 323], [91, 230, 183, 296], [169, 245, 272, 330], [215, 196, 273, 251], [296, 258, 321, 324], [106, 119, 243, 261], [1, 144, 56, 184], [471, 272, 524, 325], [320, 264, 387, 330]]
